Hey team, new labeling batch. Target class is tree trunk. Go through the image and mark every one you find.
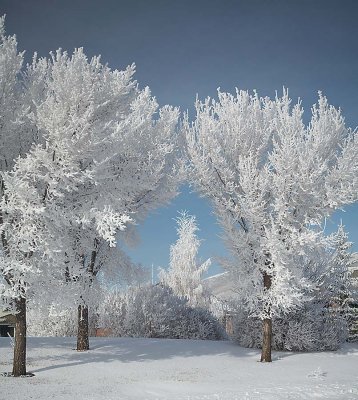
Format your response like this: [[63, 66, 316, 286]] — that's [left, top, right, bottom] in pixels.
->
[[76, 247, 97, 351], [77, 304, 89, 351], [261, 318, 272, 362], [12, 297, 27, 376], [261, 271, 272, 362]]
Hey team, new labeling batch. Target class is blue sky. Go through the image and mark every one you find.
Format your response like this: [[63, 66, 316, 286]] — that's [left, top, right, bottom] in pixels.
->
[[1, 0, 357, 277]]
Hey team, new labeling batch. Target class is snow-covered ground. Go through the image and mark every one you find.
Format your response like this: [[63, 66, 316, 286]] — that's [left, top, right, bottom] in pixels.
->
[[1, 337, 357, 400]]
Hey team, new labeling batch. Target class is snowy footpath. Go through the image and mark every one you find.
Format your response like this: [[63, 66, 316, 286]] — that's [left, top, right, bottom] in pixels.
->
[[1, 337, 358, 400]]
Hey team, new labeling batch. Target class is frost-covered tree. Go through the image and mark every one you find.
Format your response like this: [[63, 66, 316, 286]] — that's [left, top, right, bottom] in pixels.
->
[[47, 50, 180, 350], [0, 16, 50, 376], [1, 50, 139, 373], [0, 48, 134, 373], [159, 212, 211, 307], [27, 244, 145, 338], [65, 231, 145, 351], [0, 14, 25, 304], [1, 42, 179, 374], [185, 89, 358, 362]]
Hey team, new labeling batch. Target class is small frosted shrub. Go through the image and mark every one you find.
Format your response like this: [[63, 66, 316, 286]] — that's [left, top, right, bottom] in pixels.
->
[[99, 284, 227, 340]]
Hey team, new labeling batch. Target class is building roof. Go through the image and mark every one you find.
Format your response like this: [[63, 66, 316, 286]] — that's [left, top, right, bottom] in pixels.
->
[[203, 272, 236, 301], [350, 253, 358, 279], [0, 309, 16, 325], [350, 253, 358, 266], [0, 309, 11, 318]]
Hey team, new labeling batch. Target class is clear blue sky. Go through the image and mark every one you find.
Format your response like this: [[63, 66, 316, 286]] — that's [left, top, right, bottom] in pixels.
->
[[1, 0, 357, 277]]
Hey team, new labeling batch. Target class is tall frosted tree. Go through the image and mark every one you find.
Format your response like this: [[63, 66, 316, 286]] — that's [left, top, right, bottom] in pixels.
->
[[0, 15, 26, 376], [159, 212, 211, 307], [185, 89, 358, 362], [0, 16, 49, 377], [1, 42, 179, 375], [0, 48, 134, 374], [50, 51, 180, 351]]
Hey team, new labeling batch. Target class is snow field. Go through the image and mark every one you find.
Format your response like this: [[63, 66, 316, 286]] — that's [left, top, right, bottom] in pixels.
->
[[1, 337, 357, 400]]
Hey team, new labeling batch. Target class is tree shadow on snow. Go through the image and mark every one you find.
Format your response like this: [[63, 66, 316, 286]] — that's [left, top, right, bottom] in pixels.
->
[[25, 336, 261, 373], [4, 336, 348, 374]]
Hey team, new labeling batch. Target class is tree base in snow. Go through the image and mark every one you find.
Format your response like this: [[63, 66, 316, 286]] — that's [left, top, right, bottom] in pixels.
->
[[77, 305, 89, 351]]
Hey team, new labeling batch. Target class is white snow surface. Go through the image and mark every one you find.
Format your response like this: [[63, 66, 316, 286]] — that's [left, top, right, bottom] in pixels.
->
[[1, 337, 357, 400]]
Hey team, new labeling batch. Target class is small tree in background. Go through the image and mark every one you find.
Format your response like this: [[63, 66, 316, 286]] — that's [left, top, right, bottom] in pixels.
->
[[159, 212, 211, 307]]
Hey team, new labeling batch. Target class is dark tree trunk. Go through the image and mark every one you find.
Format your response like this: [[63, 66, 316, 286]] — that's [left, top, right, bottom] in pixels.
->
[[261, 271, 272, 362], [76, 248, 97, 351], [77, 304, 89, 351], [261, 318, 272, 362], [12, 297, 27, 376]]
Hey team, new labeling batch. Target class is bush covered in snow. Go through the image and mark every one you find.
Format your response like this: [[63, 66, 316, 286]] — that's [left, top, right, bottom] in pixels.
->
[[99, 284, 227, 340], [27, 303, 98, 337], [232, 302, 348, 351], [28, 304, 77, 337], [27, 283, 226, 340]]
